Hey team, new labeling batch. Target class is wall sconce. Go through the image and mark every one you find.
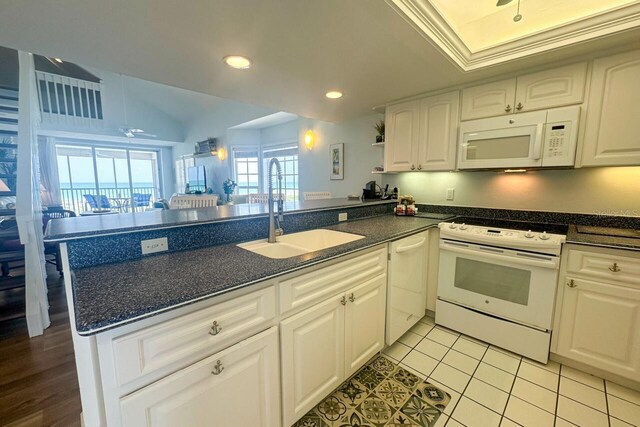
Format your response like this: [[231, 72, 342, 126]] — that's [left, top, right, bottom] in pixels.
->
[[217, 148, 227, 161], [304, 130, 315, 150]]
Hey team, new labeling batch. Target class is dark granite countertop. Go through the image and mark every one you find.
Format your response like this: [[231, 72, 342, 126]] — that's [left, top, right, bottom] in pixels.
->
[[566, 225, 640, 251], [45, 198, 396, 242], [72, 215, 440, 335]]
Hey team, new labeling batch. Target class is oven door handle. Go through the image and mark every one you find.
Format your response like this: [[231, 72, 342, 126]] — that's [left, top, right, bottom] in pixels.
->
[[395, 237, 427, 254], [440, 241, 559, 269]]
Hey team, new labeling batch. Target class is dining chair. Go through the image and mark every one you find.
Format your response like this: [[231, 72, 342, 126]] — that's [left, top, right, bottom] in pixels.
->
[[42, 209, 76, 275]]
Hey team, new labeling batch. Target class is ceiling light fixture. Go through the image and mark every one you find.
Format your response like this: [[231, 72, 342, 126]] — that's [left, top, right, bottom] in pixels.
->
[[325, 91, 343, 99], [504, 169, 527, 173], [513, 0, 523, 22], [223, 55, 252, 69]]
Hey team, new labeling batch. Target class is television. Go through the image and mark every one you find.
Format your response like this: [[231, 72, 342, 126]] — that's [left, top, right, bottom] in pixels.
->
[[187, 166, 206, 191]]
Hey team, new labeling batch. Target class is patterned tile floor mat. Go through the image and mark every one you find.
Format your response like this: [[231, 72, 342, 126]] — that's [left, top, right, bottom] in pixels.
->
[[293, 355, 451, 427]]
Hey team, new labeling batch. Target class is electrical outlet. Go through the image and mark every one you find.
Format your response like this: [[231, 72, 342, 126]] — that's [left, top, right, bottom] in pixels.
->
[[141, 237, 168, 255], [446, 188, 455, 201], [338, 212, 348, 222]]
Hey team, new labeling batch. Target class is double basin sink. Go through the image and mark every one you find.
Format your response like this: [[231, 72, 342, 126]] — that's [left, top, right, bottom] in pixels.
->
[[238, 229, 365, 259]]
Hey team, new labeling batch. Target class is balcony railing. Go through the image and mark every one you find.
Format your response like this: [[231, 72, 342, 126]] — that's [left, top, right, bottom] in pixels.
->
[[36, 71, 104, 128], [60, 186, 156, 214]]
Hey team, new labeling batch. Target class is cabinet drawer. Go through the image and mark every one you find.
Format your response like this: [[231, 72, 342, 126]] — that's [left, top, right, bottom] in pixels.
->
[[120, 327, 280, 427], [279, 247, 387, 316], [566, 247, 640, 287], [112, 286, 276, 387]]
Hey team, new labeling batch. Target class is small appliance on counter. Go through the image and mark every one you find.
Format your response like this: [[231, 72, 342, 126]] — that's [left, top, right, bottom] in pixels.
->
[[394, 195, 417, 216]]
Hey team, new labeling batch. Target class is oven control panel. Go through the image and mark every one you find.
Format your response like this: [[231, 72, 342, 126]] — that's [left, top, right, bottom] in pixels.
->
[[438, 222, 566, 254]]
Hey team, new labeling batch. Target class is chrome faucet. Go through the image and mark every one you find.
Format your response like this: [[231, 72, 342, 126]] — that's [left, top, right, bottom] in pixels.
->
[[267, 158, 284, 243]]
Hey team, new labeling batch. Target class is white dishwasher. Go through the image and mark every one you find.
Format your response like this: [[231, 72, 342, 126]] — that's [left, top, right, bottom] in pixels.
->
[[386, 230, 429, 344]]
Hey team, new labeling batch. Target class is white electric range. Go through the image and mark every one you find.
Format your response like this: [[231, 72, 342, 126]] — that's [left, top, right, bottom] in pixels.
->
[[436, 221, 566, 363]]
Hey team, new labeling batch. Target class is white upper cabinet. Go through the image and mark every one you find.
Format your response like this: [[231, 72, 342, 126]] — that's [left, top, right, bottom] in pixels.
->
[[581, 49, 640, 166], [385, 91, 459, 172], [385, 100, 420, 172], [461, 78, 516, 120], [461, 62, 586, 120], [515, 63, 587, 113], [417, 91, 460, 171]]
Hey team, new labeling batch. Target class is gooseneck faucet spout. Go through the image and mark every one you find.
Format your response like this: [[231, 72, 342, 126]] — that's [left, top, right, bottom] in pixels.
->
[[267, 158, 284, 243]]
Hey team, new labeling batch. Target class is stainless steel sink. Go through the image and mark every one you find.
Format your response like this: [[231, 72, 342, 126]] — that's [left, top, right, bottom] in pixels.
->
[[237, 229, 365, 259]]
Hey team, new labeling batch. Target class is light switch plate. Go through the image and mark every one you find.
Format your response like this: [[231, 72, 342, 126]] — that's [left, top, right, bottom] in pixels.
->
[[141, 237, 169, 255], [338, 212, 348, 222], [446, 188, 455, 201]]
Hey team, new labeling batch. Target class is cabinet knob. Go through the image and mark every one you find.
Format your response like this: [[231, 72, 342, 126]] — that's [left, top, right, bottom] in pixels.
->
[[505, 104, 512, 112], [211, 360, 224, 375], [340, 296, 347, 305], [516, 102, 523, 111], [209, 320, 222, 336], [417, 164, 422, 170], [609, 263, 621, 272], [410, 164, 416, 170], [349, 293, 355, 303], [566, 279, 577, 288]]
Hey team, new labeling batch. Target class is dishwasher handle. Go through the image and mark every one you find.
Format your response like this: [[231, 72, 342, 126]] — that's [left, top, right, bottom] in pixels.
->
[[395, 237, 427, 254]]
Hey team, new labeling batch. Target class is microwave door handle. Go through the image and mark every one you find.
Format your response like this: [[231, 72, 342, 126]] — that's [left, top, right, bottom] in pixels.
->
[[532, 124, 544, 160], [440, 241, 559, 269]]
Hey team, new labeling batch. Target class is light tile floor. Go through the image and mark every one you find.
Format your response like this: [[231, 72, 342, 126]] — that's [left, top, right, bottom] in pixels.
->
[[381, 315, 640, 427]]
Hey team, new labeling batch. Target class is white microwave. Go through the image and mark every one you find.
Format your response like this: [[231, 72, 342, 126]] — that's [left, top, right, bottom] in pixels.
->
[[457, 106, 580, 170]]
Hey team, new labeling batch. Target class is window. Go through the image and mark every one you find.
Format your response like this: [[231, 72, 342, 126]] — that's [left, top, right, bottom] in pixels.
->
[[56, 144, 161, 213], [232, 147, 260, 195], [262, 145, 298, 201], [175, 155, 195, 193]]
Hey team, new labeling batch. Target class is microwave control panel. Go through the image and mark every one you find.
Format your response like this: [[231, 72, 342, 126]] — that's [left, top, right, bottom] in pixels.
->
[[545, 122, 571, 158], [542, 106, 580, 167]]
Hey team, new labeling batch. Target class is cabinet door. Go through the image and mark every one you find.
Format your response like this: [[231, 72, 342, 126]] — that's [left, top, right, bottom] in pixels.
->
[[386, 231, 429, 344], [461, 78, 516, 120], [384, 100, 420, 171], [555, 277, 640, 381], [344, 275, 387, 377], [582, 50, 640, 166], [417, 91, 460, 171], [281, 295, 345, 426], [119, 327, 280, 427], [515, 62, 587, 113]]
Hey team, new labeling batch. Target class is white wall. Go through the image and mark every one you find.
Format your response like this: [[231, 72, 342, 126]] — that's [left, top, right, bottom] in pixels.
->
[[173, 101, 277, 195], [382, 167, 640, 216], [40, 67, 186, 142], [298, 113, 384, 198], [176, 111, 385, 200]]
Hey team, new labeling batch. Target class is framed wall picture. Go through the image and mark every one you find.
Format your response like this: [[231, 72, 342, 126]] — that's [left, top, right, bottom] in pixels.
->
[[330, 143, 344, 180]]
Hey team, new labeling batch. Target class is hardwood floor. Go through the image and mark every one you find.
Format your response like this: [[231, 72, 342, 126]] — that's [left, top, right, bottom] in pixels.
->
[[0, 266, 81, 426]]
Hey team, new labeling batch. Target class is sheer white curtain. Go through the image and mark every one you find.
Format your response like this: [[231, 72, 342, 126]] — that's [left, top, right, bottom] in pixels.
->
[[16, 51, 49, 337], [38, 136, 61, 207]]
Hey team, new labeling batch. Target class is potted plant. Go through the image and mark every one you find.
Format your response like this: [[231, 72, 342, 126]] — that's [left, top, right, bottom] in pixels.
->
[[374, 120, 385, 144], [223, 178, 237, 204]]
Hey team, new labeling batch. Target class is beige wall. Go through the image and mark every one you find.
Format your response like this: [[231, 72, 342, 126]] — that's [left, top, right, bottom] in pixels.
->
[[382, 167, 640, 216]]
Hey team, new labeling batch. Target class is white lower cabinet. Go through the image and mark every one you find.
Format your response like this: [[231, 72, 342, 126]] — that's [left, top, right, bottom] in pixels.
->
[[281, 295, 346, 426], [554, 277, 640, 381], [119, 326, 281, 427], [553, 245, 640, 382], [280, 270, 387, 426]]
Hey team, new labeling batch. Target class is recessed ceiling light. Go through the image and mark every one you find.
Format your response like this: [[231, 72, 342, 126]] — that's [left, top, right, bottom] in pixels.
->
[[53, 58, 63, 63], [325, 91, 343, 99], [223, 55, 251, 69]]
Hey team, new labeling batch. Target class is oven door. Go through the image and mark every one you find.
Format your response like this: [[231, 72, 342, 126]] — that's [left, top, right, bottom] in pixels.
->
[[437, 239, 560, 330]]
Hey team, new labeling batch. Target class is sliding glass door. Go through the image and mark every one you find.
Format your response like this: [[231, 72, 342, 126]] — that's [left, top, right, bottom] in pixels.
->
[[56, 144, 161, 213]]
